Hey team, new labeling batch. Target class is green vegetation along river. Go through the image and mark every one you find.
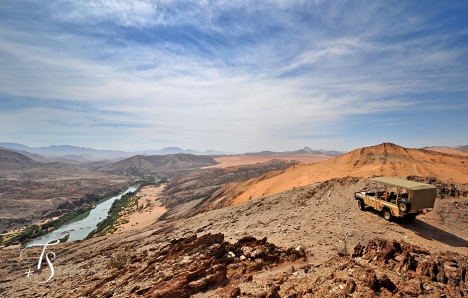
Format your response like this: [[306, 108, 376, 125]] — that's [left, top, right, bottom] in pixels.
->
[[27, 186, 137, 246]]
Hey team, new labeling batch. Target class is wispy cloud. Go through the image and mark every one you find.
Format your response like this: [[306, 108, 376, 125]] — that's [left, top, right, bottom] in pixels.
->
[[0, 1, 467, 152]]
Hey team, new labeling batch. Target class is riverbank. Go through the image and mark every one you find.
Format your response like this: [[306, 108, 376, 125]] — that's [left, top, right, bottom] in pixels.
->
[[1, 207, 92, 247], [115, 184, 167, 233], [0, 184, 137, 247]]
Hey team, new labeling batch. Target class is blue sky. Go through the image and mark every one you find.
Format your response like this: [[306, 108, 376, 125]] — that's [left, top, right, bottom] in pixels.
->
[[1, 0, 467, 153]]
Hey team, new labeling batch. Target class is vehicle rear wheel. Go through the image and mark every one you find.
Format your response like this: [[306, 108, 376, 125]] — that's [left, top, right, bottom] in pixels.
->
[[382, 209, 392, 221], [358, 199, 365, 211], [398, 200, 411, 213]]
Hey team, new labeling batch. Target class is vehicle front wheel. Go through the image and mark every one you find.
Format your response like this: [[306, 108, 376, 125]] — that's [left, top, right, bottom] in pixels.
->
[[382, 209, 392, 221], [358, 199, 366, 211]]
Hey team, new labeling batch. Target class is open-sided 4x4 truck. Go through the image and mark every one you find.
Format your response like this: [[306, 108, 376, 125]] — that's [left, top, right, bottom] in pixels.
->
[[354, 177, 437, 221]]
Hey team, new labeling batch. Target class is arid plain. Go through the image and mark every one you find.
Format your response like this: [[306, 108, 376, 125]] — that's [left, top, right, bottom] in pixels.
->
[[1, 143, 468, 297]]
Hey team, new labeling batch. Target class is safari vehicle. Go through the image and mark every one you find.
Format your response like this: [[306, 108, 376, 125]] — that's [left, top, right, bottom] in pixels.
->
[[354, 177, 437, 221]]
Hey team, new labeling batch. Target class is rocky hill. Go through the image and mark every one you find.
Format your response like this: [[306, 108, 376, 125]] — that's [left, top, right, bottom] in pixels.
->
[[99, 154, 219, 175], [204, 143, 468, 208], [457, 144, 468, 152], [0, 148, 40, 169]]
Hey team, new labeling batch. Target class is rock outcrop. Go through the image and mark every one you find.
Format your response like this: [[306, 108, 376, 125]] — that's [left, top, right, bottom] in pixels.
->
[[79, 233, 306, 298], [311, 238, 468, 297], [1, 231, 467, 297]]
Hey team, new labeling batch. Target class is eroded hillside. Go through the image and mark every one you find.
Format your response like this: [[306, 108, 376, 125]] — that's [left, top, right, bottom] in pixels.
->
[[159, 160, 299, 220], [201, 143, 468, 209]]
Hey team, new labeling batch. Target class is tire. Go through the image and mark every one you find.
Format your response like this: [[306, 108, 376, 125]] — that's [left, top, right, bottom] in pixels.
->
[[358, 199, 365, 211], [382, 209, 392, 221], [398, 200, 411, 213]]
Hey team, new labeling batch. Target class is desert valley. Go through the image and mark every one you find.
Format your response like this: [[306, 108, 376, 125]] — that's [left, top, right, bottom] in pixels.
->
[[3, 1, 468, 297], [0, 142, 468, 297]]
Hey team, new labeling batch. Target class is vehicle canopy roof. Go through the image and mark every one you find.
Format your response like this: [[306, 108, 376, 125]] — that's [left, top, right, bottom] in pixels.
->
[[368, 177, 436, 191]]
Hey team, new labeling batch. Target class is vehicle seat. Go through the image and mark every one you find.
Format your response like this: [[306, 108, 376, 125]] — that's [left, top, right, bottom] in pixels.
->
[[388, 192, 396, 202]]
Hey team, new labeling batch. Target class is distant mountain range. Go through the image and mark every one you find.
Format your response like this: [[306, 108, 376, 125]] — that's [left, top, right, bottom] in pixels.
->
[[421, 145, 468, 157], [0, 142, 232, 161], [0, 146, 221, 177], [0, 142, 345, 163], [245, 147, 344, 157], [421, 145, 468, 152]]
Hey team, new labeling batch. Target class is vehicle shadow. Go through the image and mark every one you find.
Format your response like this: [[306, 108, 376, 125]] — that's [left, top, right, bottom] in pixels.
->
[[364, 208, 468, 248], [398, 219, 468, 248]]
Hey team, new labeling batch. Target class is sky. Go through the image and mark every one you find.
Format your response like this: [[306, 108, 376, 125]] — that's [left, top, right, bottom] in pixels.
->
[[1, 0, 467, 153]]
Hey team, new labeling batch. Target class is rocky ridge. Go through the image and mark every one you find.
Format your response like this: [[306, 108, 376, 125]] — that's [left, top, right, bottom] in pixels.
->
[[198, 143, 468, 209]]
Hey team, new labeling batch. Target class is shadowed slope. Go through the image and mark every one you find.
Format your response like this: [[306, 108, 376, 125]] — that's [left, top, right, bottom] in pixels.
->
[[0, 148, 40, 169]]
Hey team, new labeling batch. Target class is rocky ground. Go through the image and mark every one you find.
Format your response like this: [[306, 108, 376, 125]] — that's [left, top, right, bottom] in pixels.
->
[[1, 176, 467, 297]]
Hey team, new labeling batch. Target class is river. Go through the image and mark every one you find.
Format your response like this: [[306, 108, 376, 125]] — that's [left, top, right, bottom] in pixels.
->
[[27, 186, 138, 246]]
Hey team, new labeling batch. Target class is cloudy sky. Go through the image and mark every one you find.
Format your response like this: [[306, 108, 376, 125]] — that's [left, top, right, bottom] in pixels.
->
[[1, 1, 467, 153]]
